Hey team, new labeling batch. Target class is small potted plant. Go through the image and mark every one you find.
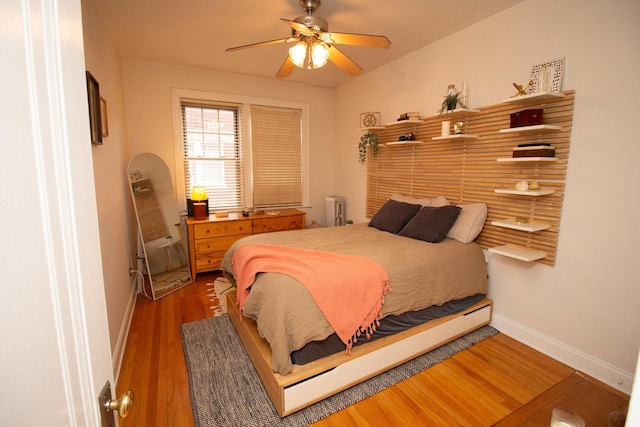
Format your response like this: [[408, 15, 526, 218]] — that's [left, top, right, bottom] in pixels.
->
[[439, 85, 467, 115], [358, 132, 379, 163]]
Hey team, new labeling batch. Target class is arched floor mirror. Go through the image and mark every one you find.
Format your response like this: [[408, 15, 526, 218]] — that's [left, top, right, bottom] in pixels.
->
[[128, 153, 192, 299]]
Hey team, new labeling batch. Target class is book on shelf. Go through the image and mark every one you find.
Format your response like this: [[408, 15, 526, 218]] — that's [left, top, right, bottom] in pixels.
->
[[512, 145, 555, 158], [397, 112, 421, 121]]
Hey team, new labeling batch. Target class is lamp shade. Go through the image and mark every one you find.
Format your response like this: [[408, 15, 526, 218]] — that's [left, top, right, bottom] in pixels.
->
[[311, 44, 329, 68], [191, 186, 207, 201], [289, 42, 307, 68]]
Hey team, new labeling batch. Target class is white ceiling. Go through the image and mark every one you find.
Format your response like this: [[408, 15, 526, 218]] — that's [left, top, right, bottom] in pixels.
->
[[92, 0, 525, 88]]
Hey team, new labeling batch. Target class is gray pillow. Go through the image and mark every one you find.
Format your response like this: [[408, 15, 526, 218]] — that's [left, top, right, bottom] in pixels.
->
[[368, 199, 421, 233], [447, 203, 488, 243], [398, 205, 461, 243]]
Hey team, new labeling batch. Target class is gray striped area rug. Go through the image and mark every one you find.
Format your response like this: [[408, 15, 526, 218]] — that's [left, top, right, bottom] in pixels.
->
[[181, 315, 497, 427]]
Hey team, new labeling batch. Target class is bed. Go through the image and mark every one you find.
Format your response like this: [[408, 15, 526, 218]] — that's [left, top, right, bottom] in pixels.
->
[[220, 198, 491, 416]]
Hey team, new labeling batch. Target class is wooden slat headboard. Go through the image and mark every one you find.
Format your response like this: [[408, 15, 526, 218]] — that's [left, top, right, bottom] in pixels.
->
[[366, 90, 575, 265]]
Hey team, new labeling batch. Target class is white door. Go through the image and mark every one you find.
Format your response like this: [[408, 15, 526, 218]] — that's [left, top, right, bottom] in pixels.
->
[[0, 0, 117, 425]]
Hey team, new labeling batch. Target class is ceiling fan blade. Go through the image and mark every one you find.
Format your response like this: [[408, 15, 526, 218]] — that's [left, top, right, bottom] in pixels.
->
[[226, 37, 294, 52], [327, 45, 362, 76], [276, 57, 296, 78], [326, 32, 391, 49], [280, 18, 313, 35]]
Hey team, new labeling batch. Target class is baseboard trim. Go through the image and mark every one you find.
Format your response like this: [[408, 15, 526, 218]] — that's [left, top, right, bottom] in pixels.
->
[[491, 313, 633, 395], [113, 281, 138, 382]]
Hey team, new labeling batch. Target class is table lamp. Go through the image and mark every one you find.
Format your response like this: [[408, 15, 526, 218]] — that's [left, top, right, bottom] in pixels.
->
[[191, 186, 208, 220]]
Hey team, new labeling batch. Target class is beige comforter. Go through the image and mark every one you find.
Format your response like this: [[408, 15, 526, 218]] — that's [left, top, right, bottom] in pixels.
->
[[220, 223, 488, 375]]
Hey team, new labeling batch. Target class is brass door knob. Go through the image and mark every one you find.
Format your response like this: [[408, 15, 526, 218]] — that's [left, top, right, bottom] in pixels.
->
[[106, 390, 134, 418]]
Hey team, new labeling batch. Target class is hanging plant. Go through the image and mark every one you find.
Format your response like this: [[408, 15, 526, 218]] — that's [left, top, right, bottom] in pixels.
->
[[358, 133, 379, 163]]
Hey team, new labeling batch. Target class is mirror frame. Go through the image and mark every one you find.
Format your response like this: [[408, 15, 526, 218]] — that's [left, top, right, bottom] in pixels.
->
[[128, 153, 192, 299]]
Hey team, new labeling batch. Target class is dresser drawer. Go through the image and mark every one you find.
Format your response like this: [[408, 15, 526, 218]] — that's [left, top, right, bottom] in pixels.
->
[[253, 215, 304, 234], [194, 234, 249, 254], [193, 220, 251, 239], [187, 210, 305, 276], [195, 252, 225, 272]]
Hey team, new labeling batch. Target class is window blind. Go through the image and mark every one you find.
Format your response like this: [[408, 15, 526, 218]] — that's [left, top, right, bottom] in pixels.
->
[[250, 105, 302, 208], [181, 101, 244, 211]]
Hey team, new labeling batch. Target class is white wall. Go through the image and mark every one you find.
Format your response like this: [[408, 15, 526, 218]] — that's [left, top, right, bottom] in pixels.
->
[[121, 60, 336, 225], [334, 0, 640, 393], [81, 0, 137, 374]]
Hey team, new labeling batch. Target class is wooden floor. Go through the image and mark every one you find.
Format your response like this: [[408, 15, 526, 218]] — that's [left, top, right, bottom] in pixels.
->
[[116, 272, 628, 426]]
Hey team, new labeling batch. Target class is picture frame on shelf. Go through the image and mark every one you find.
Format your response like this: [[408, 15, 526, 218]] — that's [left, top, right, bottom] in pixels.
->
[[528, 57, 565, 94], [86, 71, 102, 145], [360, 112, 380, 128]]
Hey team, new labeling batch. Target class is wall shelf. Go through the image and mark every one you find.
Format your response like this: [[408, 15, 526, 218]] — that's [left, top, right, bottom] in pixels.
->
[[386, 119, 423, 127], [356, 127, 385, 131], [491, 219, 551, 232], [432, 134, 479, 141], [425, 108, 481, 120], [499, 124, 562, 134], [385, 141, 424, 146], [501, 91, 566, 106], [497, 157, 558, 162], [488, 245, 547, 262], [495, 188, 555, 196]]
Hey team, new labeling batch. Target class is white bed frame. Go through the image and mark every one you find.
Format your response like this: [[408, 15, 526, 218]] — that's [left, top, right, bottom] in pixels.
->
[[227, 289, 492, 417]]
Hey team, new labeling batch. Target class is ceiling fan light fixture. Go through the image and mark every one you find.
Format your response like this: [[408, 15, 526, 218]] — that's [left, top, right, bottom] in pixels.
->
[[289, 42, 307, 67], [310, 43, 329, 68], [289, 40, 329, 70], [227, 0, 390, 78]]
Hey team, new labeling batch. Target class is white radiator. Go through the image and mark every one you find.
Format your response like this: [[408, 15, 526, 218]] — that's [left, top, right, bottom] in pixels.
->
[[325, 196, 345, 227]]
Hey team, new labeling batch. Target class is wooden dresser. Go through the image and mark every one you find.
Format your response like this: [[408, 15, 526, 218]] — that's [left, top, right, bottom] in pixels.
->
[[185, 209, 306, 277]]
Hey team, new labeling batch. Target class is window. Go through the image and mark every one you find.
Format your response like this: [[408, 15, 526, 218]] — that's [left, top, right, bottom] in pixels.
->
[[181, 102, 243, 211], [174, 90, 307, 212], [251, 105, 302, 208]]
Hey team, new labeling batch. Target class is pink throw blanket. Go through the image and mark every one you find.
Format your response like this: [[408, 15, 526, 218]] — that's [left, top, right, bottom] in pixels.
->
[[232, 243, 391, 352]]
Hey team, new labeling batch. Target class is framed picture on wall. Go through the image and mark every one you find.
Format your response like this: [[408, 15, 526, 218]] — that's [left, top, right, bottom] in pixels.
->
[[360, 112, 380, 129], [100, 96, 109, 137], [86, 71, 102, 145]]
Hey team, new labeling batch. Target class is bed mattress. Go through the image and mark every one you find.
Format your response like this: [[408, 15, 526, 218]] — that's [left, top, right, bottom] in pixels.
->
[[221, 223, 488, 375], [291, 292, 486, 364]]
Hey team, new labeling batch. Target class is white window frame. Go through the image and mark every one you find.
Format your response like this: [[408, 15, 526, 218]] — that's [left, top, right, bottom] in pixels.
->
[[171, 88, 309, 211]]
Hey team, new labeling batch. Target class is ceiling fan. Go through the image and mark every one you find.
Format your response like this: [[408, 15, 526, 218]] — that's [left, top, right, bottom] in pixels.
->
[[225, 0, 391, 78]]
